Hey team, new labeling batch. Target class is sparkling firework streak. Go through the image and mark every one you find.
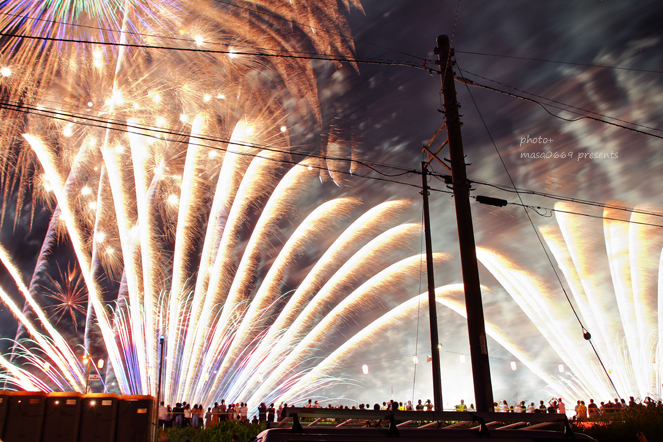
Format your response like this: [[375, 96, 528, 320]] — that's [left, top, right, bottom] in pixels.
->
[[43, 263, 88, 332], [1, 0, 437, 408], [477, 200, 663, 401]]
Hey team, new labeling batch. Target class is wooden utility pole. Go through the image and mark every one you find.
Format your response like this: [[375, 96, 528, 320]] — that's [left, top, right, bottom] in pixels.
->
[[421, 162, 443, 414], [436, 34, 494, 412]]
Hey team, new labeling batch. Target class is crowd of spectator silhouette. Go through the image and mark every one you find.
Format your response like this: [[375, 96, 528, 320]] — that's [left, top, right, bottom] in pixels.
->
[[158, 395, 661, 429]]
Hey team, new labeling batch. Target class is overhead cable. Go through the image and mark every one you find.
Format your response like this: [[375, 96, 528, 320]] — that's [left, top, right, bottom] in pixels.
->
[[459, 69, 663, 134], [458, 75, 663, 140], [0, 32, 439, 73], [455, 50, 663, 75], [0, 99, 431, 191]]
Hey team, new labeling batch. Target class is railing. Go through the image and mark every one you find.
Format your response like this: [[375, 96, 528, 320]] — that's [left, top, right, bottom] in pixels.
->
[[279, 407, 575, 437]]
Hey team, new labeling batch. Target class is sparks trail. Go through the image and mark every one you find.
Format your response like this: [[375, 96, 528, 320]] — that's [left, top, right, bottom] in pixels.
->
[[0, 0, 444, 409], [0, 99, 423, 188]]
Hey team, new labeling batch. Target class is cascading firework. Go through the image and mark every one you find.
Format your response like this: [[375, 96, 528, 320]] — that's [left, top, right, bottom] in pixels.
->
[[4, 119, 432, 408], [0, 0, 425, 408], [476, 201, 663, 402]]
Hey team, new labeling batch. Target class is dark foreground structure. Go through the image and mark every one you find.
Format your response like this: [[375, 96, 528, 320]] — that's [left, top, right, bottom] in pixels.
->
[[0, 390, 154, 442], [259, 408, 597, 442]]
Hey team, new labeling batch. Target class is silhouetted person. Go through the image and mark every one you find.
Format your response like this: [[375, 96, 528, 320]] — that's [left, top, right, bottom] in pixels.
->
[[258, 402, 267, 422]]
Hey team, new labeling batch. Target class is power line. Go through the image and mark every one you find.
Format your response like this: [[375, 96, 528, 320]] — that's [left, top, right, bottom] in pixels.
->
[[2, 28, 657, 222], [430, 170, 663, 226], [455, 50, 663, 75], [458, 75, 663, 141], [0, 8, 432, 69], [509, 201, 663, 229], [0, 32, 439, 73], [470, 179, 663, 220], [459, 69, 663, 134], [2, 98, 657, 230], [0, 99, 435, 193], [0, 10, 199, 46], [457, 77, 585, 123], [445, 178, 663, 231], [446, 66, 663, 222], [0, 9, 416, 66], [0, 98, 413, 176], [209, 0, 429, 63]]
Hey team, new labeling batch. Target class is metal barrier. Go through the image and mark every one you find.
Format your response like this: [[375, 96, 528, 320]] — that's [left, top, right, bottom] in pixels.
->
[[0, 391, 152, 442], [42, 392, 84, 442], [281, 407, 575, 437], [3, 391, 48, 442]]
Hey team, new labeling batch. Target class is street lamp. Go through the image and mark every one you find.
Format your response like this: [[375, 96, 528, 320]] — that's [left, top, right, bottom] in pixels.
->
[[155, 335, 166, 442], [83, 355, 105, 393], [97, 359, 105, 392], [157, 335, 165, 403]]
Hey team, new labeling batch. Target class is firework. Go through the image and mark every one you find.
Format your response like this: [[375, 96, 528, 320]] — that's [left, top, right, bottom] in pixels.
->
[[477, 201, 663, 402], [1, 0, 433, 409]]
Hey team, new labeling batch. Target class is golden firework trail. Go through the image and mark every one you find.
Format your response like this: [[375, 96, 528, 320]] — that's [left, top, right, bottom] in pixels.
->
[[2, 0, 456, 409], [477, 200, 663, 401]]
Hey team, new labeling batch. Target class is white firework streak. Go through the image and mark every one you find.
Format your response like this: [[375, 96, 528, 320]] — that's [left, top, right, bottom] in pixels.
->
[[178, 147, 283, 401], [170, 113, 211, 400], [249, 253, 450, 404], [277, 284, 565, 404], [0, 244, 84, 390], [233, 222, 424, 401], [218, 196, 362, 400], [195, 158, 320, 403], [228, 200, 412, 400], [171, 120, 256, 402], [476, 246, 614, 400], [24, 134, 130, 392]]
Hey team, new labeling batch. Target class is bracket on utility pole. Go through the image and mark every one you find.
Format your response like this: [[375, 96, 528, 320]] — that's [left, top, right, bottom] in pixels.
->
[[423, 144, 451, 171], [422, 123, 451, 171]]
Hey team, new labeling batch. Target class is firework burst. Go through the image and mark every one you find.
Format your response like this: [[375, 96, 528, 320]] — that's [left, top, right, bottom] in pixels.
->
[[43, 263, 88, 332], [1, 0, 434, 409]]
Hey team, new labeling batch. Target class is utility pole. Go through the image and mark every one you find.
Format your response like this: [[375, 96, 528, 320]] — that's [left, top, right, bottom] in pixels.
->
[[421, 162, 443, 414], [436, 34, 494, 412]]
